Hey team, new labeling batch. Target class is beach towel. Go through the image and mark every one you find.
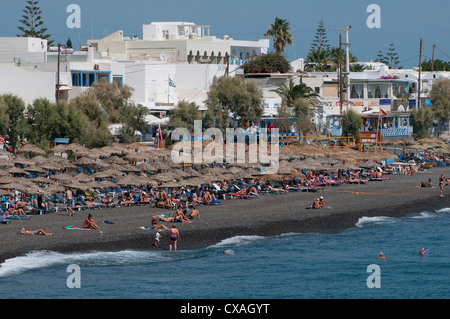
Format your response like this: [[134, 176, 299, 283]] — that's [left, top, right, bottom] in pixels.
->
[[139, 226, 166, 231], [64, 225, 91, 230], [305, 206, 333, 210], [102, 220, 115, 224]]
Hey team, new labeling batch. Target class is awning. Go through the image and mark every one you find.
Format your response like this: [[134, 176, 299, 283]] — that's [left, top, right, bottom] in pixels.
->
[[144, 114, 170, 125]]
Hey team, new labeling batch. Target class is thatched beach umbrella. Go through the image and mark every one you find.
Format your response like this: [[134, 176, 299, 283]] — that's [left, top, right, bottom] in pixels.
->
[[128, 142, 148, 152], [13, 157, 36, 166], [49, 173, 74, 183], [0, 176, 19, 184], [152, 171, 179, 183], [105, 156, 128, 165], [7, 167, 29, 176], [137, 162, 157, 172], [50, 144, 72, 154], [115, 175, 146, 187], [74, 157, 97, 167], [0, 159, 13, 168], [92, 169, 125, 179], [17, 144, 45, 157]]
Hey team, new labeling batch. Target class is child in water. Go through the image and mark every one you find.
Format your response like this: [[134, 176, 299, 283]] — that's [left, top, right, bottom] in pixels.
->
[[155, 229, 162, 247]]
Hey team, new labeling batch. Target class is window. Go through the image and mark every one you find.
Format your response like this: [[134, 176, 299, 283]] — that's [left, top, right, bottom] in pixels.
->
[[97, 73, 109, 83], [113, 75, 123, 87], [71, 71, 110, 87], [162, 30, 169, 39], [350, 84, 364, 99]]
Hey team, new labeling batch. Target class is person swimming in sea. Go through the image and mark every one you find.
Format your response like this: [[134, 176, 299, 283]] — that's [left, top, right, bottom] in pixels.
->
[[378, 252, 386, 260]]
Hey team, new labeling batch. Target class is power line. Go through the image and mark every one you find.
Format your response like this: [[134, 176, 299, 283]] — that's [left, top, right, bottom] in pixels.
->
[[435, 46, 450, 60]]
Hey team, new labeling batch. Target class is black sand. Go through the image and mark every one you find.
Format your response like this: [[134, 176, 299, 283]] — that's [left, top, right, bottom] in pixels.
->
[[1, 166, 449, 263]]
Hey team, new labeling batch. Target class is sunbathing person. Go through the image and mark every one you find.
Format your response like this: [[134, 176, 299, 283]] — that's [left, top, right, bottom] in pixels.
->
[[84, 213, 100, 229], [187, 207, 200, 220], [202, 190, 219, 205], [175, 207, 192, 223], [20, 228, 53, 236], [151, 216, 169, 230], [318, 196, 325, 208], [312, 198, 321, 209], [416, 179, 433, 188], [264, 182, 286, 192]]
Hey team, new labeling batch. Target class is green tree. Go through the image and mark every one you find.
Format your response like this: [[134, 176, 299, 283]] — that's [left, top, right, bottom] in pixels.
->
[[0, 94, 27, 154], [305, 21, 332, 72], [385, 44, 401, 69], [66, 38, 73, 49], [292, 98, 313, 134], [421, 59, 450, 71], [170, 100, 202, 132], [305, 48, 331, 72], [264, 17, 293, 54], [374, 50, 386, 64], [26, 98, 57, 147], [276, 104, 293, 133], [309, 21, 329, 53], [17, 0, 53, 46], [430, 78, 450, 137], [410, 108, 433, 139], [342, 109, 361, 140], [89, 82, 134, 123], [69, 94, 111, 147], [204, 76, 264, 131], [327, 47, 358, 72], [118, 103, 149, 143], [271, 80, 318, 108], [375, 44, 401, 69]]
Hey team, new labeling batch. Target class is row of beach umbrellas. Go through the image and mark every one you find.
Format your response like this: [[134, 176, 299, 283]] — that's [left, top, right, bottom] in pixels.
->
[[0, 140, 418, 198]]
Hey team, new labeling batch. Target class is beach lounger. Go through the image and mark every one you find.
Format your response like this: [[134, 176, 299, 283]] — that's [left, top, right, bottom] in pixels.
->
[[1, 216, 11, 224], [1, 211, 32, 220]]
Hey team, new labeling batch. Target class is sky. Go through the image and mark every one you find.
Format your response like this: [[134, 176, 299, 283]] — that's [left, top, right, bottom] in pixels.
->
[[1, 0, 450, 68]]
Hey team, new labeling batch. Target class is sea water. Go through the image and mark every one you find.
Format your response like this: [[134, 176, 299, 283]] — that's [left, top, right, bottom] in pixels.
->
[[1, 208, 449, 299]]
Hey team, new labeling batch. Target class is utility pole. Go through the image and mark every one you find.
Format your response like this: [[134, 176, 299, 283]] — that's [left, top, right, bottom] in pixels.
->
[[225, 53, 230, 77], [431, 44, 436, 73], [338, 26, 351, 112], [339, 34, 343, 115], [417, 38, 422, 110], [56, 43, 61, 104]]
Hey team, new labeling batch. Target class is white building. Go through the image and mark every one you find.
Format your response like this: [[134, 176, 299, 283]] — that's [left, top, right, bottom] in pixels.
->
[[88, 21, 269, 66], [0, 37, 58, 105]]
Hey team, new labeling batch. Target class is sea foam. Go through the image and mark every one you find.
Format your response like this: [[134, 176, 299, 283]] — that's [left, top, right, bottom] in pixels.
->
[[0, 249, 167, 278], [356, 216, 398, 227]]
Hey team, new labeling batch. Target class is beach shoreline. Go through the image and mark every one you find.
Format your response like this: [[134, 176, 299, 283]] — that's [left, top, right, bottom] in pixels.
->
[[1, 166, 449, 263]]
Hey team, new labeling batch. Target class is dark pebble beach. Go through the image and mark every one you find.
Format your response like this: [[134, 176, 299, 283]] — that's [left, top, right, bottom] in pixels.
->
[[1, 166, 449, 263]]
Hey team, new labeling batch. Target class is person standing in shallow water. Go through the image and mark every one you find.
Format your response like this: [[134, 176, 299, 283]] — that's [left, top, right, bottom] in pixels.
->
[[439, 174, 445, 197], [169, 224, 179, 252]]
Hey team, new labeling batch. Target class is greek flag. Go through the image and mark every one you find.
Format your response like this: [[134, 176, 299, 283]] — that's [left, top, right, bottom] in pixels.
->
[[168, 77, 176, 87]]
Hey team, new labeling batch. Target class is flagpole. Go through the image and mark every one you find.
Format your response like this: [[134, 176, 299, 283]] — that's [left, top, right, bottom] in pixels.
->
[[158, 123, 161, 149]]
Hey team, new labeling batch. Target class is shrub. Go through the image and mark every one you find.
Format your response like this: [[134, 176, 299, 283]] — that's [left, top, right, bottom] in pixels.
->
[[241, 53, 291, 74]]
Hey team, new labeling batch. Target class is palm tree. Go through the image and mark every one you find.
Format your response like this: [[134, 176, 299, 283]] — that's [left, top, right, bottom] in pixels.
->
[[305, 48, 331, 72], [264, 17, 293, 54], [271, 80, 318, 108]]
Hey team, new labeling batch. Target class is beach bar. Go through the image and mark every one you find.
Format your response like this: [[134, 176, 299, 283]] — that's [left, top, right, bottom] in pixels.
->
[[359, 111, 411, 151]]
